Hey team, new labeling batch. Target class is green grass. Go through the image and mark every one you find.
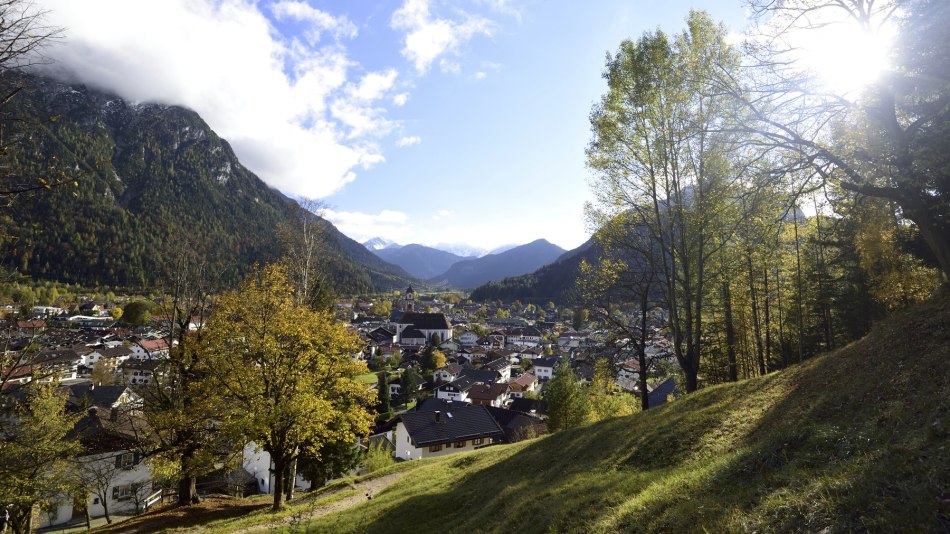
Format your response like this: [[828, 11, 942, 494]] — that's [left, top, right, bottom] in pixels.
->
[[303, 292, 950, 533], [355, 372, 379, 384], [103, 293, 950, 533]]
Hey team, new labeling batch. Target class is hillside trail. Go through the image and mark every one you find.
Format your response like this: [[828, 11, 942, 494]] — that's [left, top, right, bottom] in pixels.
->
[[209, 471, 408, 534]]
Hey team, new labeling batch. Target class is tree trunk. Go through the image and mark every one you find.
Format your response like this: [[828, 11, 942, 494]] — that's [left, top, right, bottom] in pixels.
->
[[684, 361, 698, 393], [722, 281, 738, 382], [747, 253, 766, 376], [638, 294, 650, 410], [763, 266, 772, 371], [906, 202, 950, 283], [102, 495, 112, 524], [793, 210, 805, 363], [84, 503, 91, 530], [284, 459, 297, 502], [271, 457, 287, 511], [178, 475, 198, 506]]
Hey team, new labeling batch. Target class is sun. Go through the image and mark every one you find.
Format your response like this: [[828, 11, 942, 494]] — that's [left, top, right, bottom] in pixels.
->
[[794, 13, 899, 95]]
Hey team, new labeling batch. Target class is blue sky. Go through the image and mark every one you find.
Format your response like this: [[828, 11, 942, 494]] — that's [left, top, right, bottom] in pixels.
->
[[37, 0, 748, 252]]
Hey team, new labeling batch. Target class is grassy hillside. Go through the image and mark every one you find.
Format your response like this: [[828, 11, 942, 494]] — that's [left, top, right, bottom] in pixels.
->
[[307, 291, 950, 532]]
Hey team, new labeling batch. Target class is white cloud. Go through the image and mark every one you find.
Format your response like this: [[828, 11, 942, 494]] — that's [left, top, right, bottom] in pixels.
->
[[474, 71, 487, 80], [323, 209, 412, 242], [439, 58, 461, 74], [34, 0, 399, 199], [392, 92, 410, 106], [271, 0, 358, 43], [396, 135, 421, 147], [476, 0, 523, 21], [390, 0, 494, 73], [432, 209, 453, 221]]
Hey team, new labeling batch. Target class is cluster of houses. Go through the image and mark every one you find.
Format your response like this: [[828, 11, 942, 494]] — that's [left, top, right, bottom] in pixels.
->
[[351, 287, 677, 463], [1, 287, 678, 527]]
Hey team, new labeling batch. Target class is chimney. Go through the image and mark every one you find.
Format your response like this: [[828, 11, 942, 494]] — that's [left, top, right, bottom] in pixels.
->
[[434, 411, 442, 423]]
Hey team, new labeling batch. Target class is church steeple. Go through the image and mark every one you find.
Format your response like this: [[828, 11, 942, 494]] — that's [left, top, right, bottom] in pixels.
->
[[400, 285, 416, 312]]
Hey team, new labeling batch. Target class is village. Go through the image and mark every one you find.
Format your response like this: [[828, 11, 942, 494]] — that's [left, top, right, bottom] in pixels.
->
[[1, 285, 677, 529]]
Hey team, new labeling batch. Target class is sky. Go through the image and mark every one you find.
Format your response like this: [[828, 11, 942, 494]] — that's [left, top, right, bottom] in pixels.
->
[[34, 0, 750, 253]]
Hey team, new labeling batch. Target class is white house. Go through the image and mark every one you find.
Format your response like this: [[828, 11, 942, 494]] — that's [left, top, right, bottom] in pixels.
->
[[505, 326, 543, 348], [393, 406, 504, 461], [436, 376, 478, 403], [458, 331, 479, 347], [532, 356, 560, 381], [130, 339, 169, 360], [242, 442, 310, 495], [432, 363, 464, 384], [40, 389, 153, 528]]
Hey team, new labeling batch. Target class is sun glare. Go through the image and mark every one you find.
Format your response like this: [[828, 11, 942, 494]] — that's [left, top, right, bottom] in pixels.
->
[[797, 17, 897, 95]]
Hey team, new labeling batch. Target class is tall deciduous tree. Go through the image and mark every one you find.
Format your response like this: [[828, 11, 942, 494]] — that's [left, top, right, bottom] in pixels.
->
[[135, 247, 225, 506], [201, 264, 374, 511], [587, 11, 745, 392]]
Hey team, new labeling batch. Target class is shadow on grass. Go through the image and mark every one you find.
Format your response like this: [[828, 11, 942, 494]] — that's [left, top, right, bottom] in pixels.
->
[[309, 294, 950, 533]]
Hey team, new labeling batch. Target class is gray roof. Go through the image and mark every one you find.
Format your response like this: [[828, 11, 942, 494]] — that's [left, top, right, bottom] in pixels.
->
[[398, 404, 504, 446], [648, 377, 678, 407], [395, 312, 452, 330], [533, 356, 560, 368]]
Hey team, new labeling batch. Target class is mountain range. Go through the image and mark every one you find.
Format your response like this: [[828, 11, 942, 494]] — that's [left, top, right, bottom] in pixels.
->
[[468, 237, 602, 303], [0, 74, 411, 293], [364, 238, 566, 290]]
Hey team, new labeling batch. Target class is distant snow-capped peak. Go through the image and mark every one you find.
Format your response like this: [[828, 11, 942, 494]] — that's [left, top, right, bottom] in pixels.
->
[[363, 237, 397, 251]]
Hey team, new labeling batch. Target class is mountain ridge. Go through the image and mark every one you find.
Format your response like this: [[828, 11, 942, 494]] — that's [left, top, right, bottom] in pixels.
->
[[0, 74, 412, 292], [428, 239, 567, 290]]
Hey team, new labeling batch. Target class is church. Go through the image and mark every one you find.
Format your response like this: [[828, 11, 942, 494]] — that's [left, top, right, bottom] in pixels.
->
[[391, 286, 453, 346]]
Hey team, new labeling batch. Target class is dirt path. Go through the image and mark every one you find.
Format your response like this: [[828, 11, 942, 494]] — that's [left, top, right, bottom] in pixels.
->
[[221, 471, 409, 534], [97, 471, 410, 534]]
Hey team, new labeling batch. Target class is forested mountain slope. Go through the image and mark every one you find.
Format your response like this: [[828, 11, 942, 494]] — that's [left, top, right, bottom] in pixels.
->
[[373, 244, 467, 279], [429, 239, 566, 290], [469, 237, 600, 303], [0, 74, 410, 291], [307, 291, 950, 532]]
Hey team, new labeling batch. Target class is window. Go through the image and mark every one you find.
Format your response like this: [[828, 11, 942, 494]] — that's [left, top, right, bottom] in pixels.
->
[[428, 444, 442, 452], [473, 438, 484, 445], [454, 441, 466, 448], [112, 485, 132, 501], [115, 452, 135, 469]]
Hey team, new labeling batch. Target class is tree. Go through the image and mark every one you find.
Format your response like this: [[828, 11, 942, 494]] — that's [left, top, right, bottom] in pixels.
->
[[370, 299, 392, 317], [201, 264, 374, 511], [277, 200, 336, 312], [587, 11, 746, 392], [421, 346, 446, 371], [578, 230, 658, 409], [89, 359, 115, 386], [121, 300, 151, 327], [571, 308, 589, 331], [0, 0, 65, 204], [70, 452, 123, 525], [400, 367, 421, 405], [364, 440, 395, 474], [738, 0, 950, 282], [544, 358, 590, 432], [377, 372, 392, 420], [135, 246, 226, 506], [297, 440, 363, 490], [0, 383, 79, 534]]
